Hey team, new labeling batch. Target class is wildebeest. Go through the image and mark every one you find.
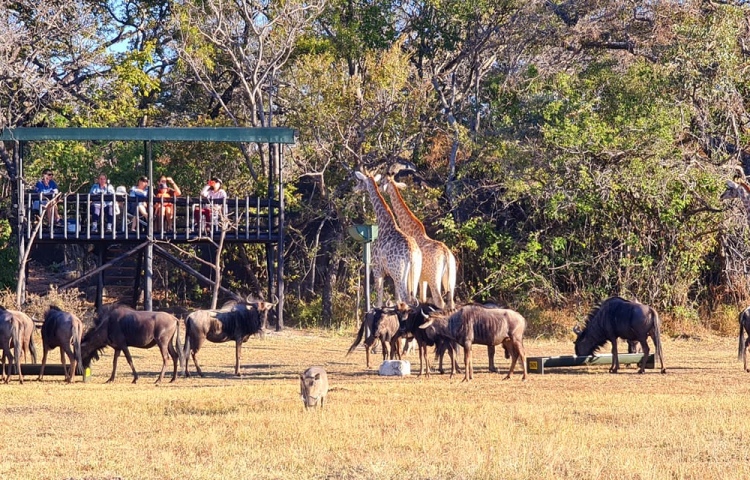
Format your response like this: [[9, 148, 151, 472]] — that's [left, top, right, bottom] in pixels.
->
[[395, 302, 460, 376], [346, 306, 407, 369], [81, 304, 183, 384], [573, 296, 666, 374], [299, 366, 328, 409], [183, 299, 273, 377], [420, 304, 528, 382], [0, 310, 23, 383], [38, 305, 84, 383], [738, 306, 750, 372], [0, 307, 38, 384]]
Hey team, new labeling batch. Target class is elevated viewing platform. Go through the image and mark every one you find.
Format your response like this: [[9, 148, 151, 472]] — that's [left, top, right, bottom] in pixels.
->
[[25, 192, 280, 244]]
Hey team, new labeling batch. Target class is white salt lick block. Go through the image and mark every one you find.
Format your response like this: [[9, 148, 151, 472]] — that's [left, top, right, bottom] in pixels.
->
[[379, 360, 411, 376]]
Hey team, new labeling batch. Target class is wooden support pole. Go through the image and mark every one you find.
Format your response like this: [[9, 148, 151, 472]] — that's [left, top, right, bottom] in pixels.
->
[[152, 244, 243, 302]]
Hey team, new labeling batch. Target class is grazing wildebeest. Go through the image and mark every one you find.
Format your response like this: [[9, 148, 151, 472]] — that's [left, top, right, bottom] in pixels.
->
[[1, 307, 37, 364], [395, 302, 460, 376], [738, 306, 750, 372], [573, 296, 666, 374], [183, 300, 273, 377], [0, 310, 24, 384], [299, 366, 329, 409], [346, 306, 407, 369], [38, 305, 84, 383], [420, 304, 528, 382], [81, 304, 183, 384]]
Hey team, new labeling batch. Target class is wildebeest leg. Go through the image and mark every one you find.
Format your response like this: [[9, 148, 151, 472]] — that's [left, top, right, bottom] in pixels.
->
[[745, 335, 750, 373], [61, 344, 77, 383], [168, 337, 179, 383], [504, 338, 527, 381], [107, 349, 121, 383], [191, 349, 205, 378], [609, 340, 619, 373], [37, 346, 50, 381], [381, 339, 389, 363], [234, 340, 244, 376], [638, 340, 649, 374], [120, 346, 139, 384], [488, 345, 497, 373], [463, 342, 472, 382], [155, 340, 170, 384]]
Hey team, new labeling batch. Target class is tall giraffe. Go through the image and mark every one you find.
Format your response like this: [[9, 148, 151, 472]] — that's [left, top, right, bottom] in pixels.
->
[[354, 171, 422, 306], [721, 180, 750, 222], [381, 175, 457, 309]]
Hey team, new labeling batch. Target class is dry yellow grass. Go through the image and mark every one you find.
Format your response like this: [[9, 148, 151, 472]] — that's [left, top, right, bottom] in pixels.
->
[[1, 328, 749, 480]]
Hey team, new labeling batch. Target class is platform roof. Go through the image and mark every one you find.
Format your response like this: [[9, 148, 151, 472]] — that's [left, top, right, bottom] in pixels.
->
[[0, 127, 296, 144]]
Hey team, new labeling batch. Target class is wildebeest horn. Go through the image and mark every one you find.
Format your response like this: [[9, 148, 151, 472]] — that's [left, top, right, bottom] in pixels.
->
[[573, 325, 582, 335], [419, 318, 434, 329]]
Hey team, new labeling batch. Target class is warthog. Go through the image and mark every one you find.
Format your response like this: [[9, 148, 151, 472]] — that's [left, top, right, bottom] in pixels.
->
[[299, 366, 328, 409], [738, 306, 750, 372], [573, 296, 666, 374], [421, 304, 527, 381], [395, 303, 460, 376], [346, 306, 407, 368], [81, 304, 183, 384], [183, 300, 273, 377], [38, 305, 84, 383]]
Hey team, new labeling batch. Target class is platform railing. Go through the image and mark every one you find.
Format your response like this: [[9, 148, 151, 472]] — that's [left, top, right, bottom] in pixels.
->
[[25, 192, 279, 242]]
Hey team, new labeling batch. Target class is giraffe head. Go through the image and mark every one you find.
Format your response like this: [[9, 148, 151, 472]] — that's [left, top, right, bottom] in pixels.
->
[[354, 170, 381, 193]]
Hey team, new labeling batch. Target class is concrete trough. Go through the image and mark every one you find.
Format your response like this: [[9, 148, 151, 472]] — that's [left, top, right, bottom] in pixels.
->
[[527, 353, 655, 374], [3, 364, 91, 382]]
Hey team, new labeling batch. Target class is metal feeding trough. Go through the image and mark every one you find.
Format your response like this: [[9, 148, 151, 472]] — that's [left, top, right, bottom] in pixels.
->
[[3, 364, 91, 382], [526, 353, 655, 374]]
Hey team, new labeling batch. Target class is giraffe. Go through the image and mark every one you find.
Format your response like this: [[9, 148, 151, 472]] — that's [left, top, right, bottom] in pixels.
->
[[721, 179, 750, 222], [354, 170, 422, 306], [380, 174, 457, 309]]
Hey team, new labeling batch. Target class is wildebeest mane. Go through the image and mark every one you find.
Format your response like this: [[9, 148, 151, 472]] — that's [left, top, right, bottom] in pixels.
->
[[576, 297, 629, 353]]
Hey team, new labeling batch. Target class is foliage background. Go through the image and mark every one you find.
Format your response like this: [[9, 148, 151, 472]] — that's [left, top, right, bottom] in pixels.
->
[[2, 0, 750, 330]]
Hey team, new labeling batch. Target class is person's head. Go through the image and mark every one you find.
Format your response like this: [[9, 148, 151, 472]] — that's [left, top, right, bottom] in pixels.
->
[[42, 169, 53, 182], [137, 176, 149, 187], [210, 177, 222, 190], [97, 173, 108, 187], [158, 176, 168, 191]]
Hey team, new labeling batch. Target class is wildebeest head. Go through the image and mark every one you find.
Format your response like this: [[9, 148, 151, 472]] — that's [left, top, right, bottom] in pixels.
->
[[81, 316, 109, 368], [397, 302, 440, 336], [573, 298, 623, 356]]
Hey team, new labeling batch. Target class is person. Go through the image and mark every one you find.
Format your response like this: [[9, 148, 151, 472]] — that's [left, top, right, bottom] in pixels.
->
[[89, 173, 115, 233], [128, 176, 149, 232], [154, 175, 181, 233], [195, 177, 227, 232], [34, 168, 61, 225]]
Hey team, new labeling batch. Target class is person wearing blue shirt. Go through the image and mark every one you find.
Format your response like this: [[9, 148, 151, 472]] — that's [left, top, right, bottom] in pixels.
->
[[128, 176, 149, 232], [34, 168, 61, 225], [89, 173, 115, 232]]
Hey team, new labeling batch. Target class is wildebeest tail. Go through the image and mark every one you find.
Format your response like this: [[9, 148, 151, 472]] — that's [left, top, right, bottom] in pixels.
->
[[651, 307, 666, 373], [739, 309, 749, 361], [175, 318, 184, 371], [11, 321, 21, 376], [72, 319, 83, 376], [346, 318, 366, 356]]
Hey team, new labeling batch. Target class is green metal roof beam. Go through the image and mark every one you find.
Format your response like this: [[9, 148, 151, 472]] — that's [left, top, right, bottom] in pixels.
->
[[0, 127, 296, 144]]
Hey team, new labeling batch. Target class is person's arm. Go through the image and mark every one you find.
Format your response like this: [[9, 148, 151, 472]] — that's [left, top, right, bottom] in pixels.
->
[[34, 180, 44, 193], [168, 177, 181, 196], [49, 180, 59, 194], [200, 184, 210, 198]]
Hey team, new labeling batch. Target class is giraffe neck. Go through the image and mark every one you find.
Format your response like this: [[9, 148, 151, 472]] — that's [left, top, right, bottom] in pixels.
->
[[364, 176, 398, 233], [385, 179, 426, 238]]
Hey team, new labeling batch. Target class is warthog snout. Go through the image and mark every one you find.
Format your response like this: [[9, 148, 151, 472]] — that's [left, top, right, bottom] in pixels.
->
[[299, 366, 328, 409]]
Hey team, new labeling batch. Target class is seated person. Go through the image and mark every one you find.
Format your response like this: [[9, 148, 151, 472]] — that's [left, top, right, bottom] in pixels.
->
[[128, 176, 149, 232], [194, 177, 227, 231], [34, 168, 61, 225], [89, 173, 115, 232], [154, 175, 181, 232]]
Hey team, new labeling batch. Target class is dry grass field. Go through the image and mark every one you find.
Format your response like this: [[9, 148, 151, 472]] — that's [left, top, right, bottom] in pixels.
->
[[1, 326, 749, 480]]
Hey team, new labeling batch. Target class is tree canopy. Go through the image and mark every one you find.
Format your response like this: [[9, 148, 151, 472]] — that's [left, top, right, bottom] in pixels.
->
[[2, 0, 750, 326]]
